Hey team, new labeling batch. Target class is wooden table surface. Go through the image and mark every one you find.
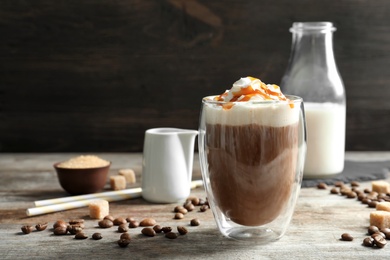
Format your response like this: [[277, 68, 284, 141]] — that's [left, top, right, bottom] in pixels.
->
[[1, 152, 390, 260]]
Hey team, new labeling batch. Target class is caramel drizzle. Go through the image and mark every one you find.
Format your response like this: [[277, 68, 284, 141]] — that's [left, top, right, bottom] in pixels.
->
[[214, 78, 294, 110]]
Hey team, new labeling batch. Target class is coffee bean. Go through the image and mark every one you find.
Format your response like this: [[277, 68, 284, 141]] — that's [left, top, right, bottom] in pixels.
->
[[117, 239, 130, 247], [129, 220, 139, 228], [165, 232, 178, 239], [153, 225, 162, 233], [371, 232, 386, 239], [118, 223, 129, 233], [69, 219, 84, 225], [120, 232, 131, 240], [200, 205, 209, 212], [98, 219, 113, 228], [382, 230, 390, 239], [190, 218, 200, 226], [104, 215, 115, 222], [177, 226, 188, 235], [346, 191, 357, 199], [368, 225, 380, 235], [364, 188, 371, 193], [35, 223, 48, 231], [357, 193, 366, 201], [341, 233, 353, 241], [350, 181, 360, 187], [140, 218, 156, 227], [363, 237, 374, 247], [317, 183, 327, 189], [161, 226, 172, 233], [113, 217, 127, 226], [21, 225, 34, 234], [368, 201, 378, 208], [126, 217, 135, 223], [330, 187, 339, 194], [334, 181, 344, 187], [92, 232, 103, 240], [53, 226, 68, 235], [198, 198, 206, 206], [141, 227, 156, 237], [74, 232, 88, 239], [174, 206, 188, 215], [373, 234, 387, 248], [362, 198, 372, 205], [68, 225, 83, 235], [184, 202, 195, 212], [188, 196, 200, 206], [53, 220, 67, 229], [174, 213, 184, 219]]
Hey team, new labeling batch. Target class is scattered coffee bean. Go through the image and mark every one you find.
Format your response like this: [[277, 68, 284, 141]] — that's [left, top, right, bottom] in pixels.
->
[[140, 218, 156, 227], [362, 198, 372, 205], [174, 206, 188, 215], [363, 237, 374, 247], [174, 213, 184, 219], [92, 232, 103, 240], [74, 232, 88, 239], [126, 217, 135, 223], [68, 225, 83, 235], [368, 225, 380, 235], [120, 232, 131, 240], [98, 219, 113, 228], [200, 205, 209, 212], [161, 226, 172, 233], [341, 233, 353, 241], [368, 201, 378, 208], [21, 225, 34, 234], [357, 193, 366, 201], [129, 220, 139, 228], [190, 218, 200, 226], [69, 219, 84, 225], [53, 226, 68, 235], [188, 196, 200, 206], [184, 202, 195, 212], [330, 187, 339, 194], [351, 181, 360, 187], [346, 191, 357, 199], [35, 223, 48, 231], [177, 226, 188, 235], [198, 198, 206, 206], [104, 215, 115, 222], [334, 181, 344, 187], [153, 225, 162, 233], [117, 239, 130, 247], [118, 223, 129, 233], [317, 182, 327, 189], [383, 230, 390, 239], [113, 217, 127, 226], [371, 232, 386, 239], [53, 220, 67, 229], [165, 232, 178, 239], [373, 234, 387, 248], [364, 188, 371, 193], [141, 227, 156, 237]]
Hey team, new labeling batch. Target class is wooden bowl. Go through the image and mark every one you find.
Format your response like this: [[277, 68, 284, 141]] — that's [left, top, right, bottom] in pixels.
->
[[54, 162, 111, 195]]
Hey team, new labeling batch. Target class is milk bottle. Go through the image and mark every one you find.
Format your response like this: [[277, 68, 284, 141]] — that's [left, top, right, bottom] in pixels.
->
[[281, 22, 346, 178]]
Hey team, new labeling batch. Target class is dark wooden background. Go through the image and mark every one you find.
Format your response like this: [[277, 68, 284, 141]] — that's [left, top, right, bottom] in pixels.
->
[[0, 0, 389, 152]]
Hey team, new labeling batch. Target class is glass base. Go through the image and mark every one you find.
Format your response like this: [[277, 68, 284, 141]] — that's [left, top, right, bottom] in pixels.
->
[[222, 226, 283, 243]]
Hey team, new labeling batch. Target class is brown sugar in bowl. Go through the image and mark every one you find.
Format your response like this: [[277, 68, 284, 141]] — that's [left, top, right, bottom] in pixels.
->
[[54, 156, 111, 195]]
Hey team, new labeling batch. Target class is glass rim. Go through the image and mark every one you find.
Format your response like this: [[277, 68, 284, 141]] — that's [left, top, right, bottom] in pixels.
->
[[202, 95, 303, 105], [290, 21, 336, 33]]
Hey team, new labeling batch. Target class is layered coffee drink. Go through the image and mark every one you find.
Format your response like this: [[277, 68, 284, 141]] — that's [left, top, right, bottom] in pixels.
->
[[203, 77, 300, 226]]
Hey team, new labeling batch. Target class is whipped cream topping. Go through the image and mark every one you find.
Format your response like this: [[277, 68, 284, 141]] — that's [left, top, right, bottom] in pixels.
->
[[215, 77, 288, 103]]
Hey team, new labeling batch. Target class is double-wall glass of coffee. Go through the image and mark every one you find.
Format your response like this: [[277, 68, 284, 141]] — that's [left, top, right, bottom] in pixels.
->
[[198, 77, 306, 242]]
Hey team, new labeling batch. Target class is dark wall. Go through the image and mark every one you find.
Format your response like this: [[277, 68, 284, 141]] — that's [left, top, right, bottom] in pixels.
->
[[1, 0, 389, 152]]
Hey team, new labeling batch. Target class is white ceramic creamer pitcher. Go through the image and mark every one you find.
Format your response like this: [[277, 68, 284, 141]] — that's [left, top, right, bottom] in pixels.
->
[[142, 128, 198, 203]]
